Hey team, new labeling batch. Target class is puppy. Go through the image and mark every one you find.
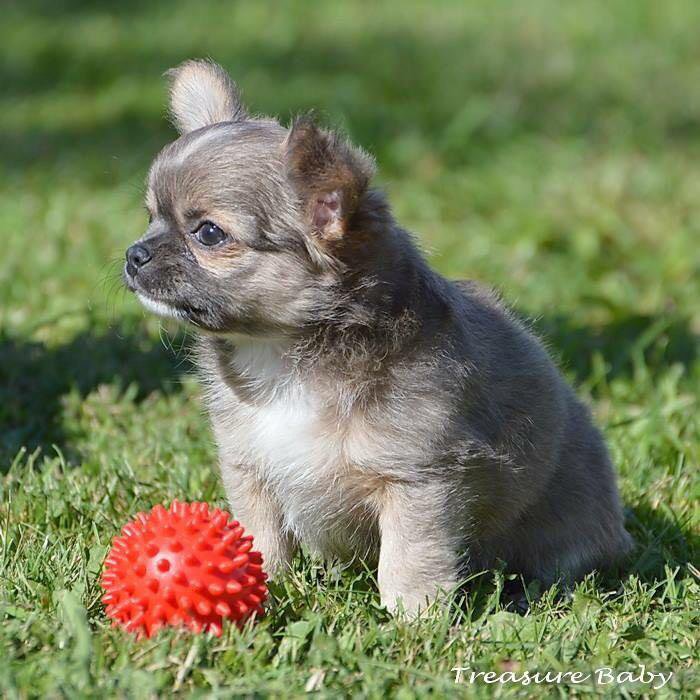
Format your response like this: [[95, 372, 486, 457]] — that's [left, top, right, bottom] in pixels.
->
[[124, 60, 632, 615]]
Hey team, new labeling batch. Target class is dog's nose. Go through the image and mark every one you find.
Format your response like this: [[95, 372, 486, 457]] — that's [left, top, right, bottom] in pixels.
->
[[126, 243, 152, 272]]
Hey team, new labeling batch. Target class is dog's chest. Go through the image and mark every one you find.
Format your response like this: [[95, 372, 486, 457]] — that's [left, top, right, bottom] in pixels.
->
[[209, 341, 387, 553], [244, 384, 348, 482], [241, 387, 387, 555]]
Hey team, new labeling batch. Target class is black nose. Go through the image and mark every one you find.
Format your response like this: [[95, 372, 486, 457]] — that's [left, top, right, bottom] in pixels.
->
[[126, 243, 152, 273]]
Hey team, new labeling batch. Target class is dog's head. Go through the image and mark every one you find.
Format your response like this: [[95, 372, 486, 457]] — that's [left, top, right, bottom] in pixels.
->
[[124, 60, 376, 335]]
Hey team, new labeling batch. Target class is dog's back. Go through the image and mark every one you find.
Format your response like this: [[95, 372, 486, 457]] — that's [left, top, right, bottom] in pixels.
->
[[434, 279, 634, 583]]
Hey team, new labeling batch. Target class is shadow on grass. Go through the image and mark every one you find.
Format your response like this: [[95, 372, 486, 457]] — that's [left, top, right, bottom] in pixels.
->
[[623, 499, 699, 583], [0, 322, 192, 471], [533, 311, 698, 388]]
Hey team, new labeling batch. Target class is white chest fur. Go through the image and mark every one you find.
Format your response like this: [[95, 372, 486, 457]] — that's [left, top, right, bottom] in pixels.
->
[[206, 337, 386, 557]]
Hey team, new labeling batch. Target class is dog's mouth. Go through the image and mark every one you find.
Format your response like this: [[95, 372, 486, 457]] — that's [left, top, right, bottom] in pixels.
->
[[124, 266, 202, 322], [125, 283, 192, 324], [135, 291, 188, 320], [135, 290, 208, 322], [123, 266, 227, 332]]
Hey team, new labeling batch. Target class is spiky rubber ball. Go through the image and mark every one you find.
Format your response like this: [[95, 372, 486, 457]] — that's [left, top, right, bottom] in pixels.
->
[[101, 500, 267, 638]]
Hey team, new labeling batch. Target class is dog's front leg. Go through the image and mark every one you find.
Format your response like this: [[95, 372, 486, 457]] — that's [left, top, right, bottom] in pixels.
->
[[219, 463, 296, 577], [377, 482, 461, 616]]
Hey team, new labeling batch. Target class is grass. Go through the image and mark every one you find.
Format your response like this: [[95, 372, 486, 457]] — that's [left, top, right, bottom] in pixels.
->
[[1, 0, 698, 696]]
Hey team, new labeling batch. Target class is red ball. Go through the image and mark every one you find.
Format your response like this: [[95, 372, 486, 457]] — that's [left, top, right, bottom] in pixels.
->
[[101, 500, 268, 638]]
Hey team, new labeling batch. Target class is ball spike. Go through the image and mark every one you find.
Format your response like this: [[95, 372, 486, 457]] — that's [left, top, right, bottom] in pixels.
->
[[231, 553, 249, 568], [225, 580, 243, 595], [217, 560, 235, 574], [237, 540, 253, 554], [211, 512, 228, 528], [221, 530, 239, 546], [195, 599, 212, 616], [207, 582, 224, 596], [215, 601, 231, 617], [246, 593, 262, 606]]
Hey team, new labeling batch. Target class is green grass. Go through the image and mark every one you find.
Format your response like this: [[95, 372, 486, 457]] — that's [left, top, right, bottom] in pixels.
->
[[1, 0, 698, 696]]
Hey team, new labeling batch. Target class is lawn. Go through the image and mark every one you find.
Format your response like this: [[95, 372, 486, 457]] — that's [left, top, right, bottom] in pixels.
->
[[1, 0, 698, 697]]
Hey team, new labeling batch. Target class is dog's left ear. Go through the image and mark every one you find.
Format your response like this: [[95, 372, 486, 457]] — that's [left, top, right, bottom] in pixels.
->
[[166, 59, 247, 134], [285, 116, 375, 241]]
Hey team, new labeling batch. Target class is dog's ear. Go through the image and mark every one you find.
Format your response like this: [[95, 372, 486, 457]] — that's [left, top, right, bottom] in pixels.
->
[[166, 59, 247, 134], [285, 116, 376, 241]]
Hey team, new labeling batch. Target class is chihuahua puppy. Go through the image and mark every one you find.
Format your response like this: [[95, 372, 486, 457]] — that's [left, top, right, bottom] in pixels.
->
[[124, 60, 632, 615]]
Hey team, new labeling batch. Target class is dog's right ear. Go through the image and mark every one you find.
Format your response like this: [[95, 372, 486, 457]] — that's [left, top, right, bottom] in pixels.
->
[[166, 59, 247, 134]]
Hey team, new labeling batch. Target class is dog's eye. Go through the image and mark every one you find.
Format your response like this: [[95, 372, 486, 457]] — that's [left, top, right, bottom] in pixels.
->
[[196, 222, 226, 246]]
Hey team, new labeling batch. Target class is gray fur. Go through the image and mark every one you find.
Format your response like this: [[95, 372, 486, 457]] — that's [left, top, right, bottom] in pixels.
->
[[125, 61, 633, 615]]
